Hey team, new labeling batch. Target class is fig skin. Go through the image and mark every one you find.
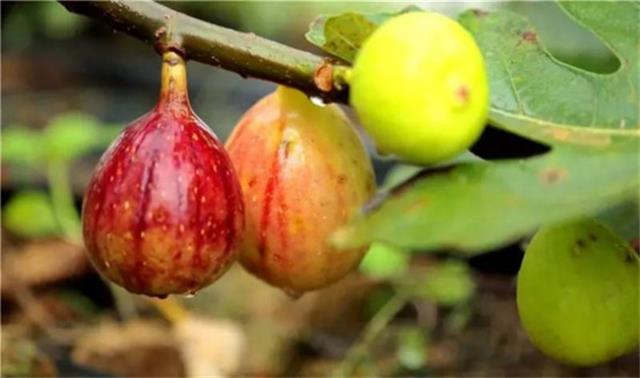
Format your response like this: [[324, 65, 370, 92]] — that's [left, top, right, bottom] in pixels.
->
[[350, 11, 489, 165], [226, 86, 376, 295], [517, 219, 639, 366], [82, 52, 244, 297]]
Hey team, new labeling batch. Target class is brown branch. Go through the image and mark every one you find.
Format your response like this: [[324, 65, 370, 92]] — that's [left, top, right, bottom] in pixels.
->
[[59, 0, 350, 103]]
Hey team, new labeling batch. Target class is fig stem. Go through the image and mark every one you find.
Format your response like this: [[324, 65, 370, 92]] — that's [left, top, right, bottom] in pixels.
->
[[159, 51, 189, 107], [58, 0, 350, 103]]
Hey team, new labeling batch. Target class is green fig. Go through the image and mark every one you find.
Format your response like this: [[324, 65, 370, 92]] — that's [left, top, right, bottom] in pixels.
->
[[517, 219, 639, 366], [350, 11, 489, 165]]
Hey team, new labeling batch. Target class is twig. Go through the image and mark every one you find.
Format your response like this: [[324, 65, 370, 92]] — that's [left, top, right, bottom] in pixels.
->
[[58, 0, 350, 103], [332, 291, 410, 377], [47, 160, 82, 244]]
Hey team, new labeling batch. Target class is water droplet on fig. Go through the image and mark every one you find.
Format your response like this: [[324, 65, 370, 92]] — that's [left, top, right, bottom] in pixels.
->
[[284, 289, 304, 300], [309, 96, 326, 107]]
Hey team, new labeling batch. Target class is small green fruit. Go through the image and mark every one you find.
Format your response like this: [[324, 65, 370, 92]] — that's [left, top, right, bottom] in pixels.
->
[[350, 11, 489, 165], [517, 219, 639, 366]]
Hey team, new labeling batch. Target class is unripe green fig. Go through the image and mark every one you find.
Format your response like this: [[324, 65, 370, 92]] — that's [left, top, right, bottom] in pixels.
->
[[350, 11, 489, 165], [226, 86, 376, 295], [517, 219, 639, 366]]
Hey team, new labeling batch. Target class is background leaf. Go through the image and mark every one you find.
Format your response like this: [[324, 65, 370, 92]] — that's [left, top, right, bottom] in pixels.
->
[[1, 126, 45, 167], [2, 191, 60, 238], [44, 112, 103, 161], [359, 242, 410, 279], [335, 142, 638, 253], [412, 260, 475, 306]]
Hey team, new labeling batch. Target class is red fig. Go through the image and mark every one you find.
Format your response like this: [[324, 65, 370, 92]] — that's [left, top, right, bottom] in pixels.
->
[[82, 51, 244, 297], [226, 86, 376, 295]]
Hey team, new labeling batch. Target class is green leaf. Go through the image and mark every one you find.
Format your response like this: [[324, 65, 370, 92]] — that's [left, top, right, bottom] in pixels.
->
[[44, 112, 103, 161], [359, 242, 410, 279], [2, 191, 60, 238], [1, 126, 45, 166], [458, 2, 639, 145], [305, 6, 420, 62], [335, 142, 638, 254], [413, 260, 475, 306]]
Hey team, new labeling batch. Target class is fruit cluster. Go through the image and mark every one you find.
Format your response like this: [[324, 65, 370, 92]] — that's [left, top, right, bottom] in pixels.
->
[[82, 50, 376, 298], [82, 11, 489, 298]]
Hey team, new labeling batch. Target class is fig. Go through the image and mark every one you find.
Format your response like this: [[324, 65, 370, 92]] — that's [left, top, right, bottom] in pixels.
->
[[350, 11, 489, 165], [82, 51, 244, 297], [517, 219, 639, 366], [226, 86, 376, 295]]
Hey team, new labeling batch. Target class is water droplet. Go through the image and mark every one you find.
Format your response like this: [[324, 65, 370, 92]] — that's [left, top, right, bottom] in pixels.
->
[[284, 288, 304, 300], [310, 96, 326, 107]]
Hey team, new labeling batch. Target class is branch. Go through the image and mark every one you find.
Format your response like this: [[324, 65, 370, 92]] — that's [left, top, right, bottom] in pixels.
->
[[59, 0, 350, 103]]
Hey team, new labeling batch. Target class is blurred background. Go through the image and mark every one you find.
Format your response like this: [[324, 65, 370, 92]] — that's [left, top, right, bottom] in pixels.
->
[[1, 1, 635, 377]]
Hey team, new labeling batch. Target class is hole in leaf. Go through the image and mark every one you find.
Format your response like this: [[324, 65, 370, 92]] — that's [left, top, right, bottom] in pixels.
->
[[470, 125, 550, 160], [510, 2, 621, 74]]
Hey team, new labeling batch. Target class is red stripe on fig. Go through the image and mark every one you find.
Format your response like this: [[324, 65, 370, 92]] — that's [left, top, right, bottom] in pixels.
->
[[226, 86, 376, 295], [82, 52, 244, 297]]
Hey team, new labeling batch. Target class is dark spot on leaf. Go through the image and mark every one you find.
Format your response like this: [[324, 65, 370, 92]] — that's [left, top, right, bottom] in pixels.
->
[[521, 30, 537, 43], [588, 232, 598, 242], [472, 9, 488, 17], [576, 239, 587, 249], [625, 250, 637, 263], [539, 167, 568, 184], [407, 198, 430, 213], [337, 174, 347, 185]]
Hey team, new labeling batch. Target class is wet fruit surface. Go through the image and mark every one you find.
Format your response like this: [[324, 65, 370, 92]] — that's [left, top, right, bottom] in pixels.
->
[[350, 11, 489, 165], [517, 219, 639, 366], [82, 52, 244, 297], [226, 86, 376, 295]]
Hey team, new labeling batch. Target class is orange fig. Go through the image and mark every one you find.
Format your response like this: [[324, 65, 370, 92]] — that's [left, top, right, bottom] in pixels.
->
[[226, 86, 376, 295]]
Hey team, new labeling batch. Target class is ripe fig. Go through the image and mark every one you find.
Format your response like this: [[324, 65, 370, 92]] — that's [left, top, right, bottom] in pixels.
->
[[82, 51, 244, 297], [517, 219, 639, 366], [350, 11, 489, 165], [226, 86, 376, 295]]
